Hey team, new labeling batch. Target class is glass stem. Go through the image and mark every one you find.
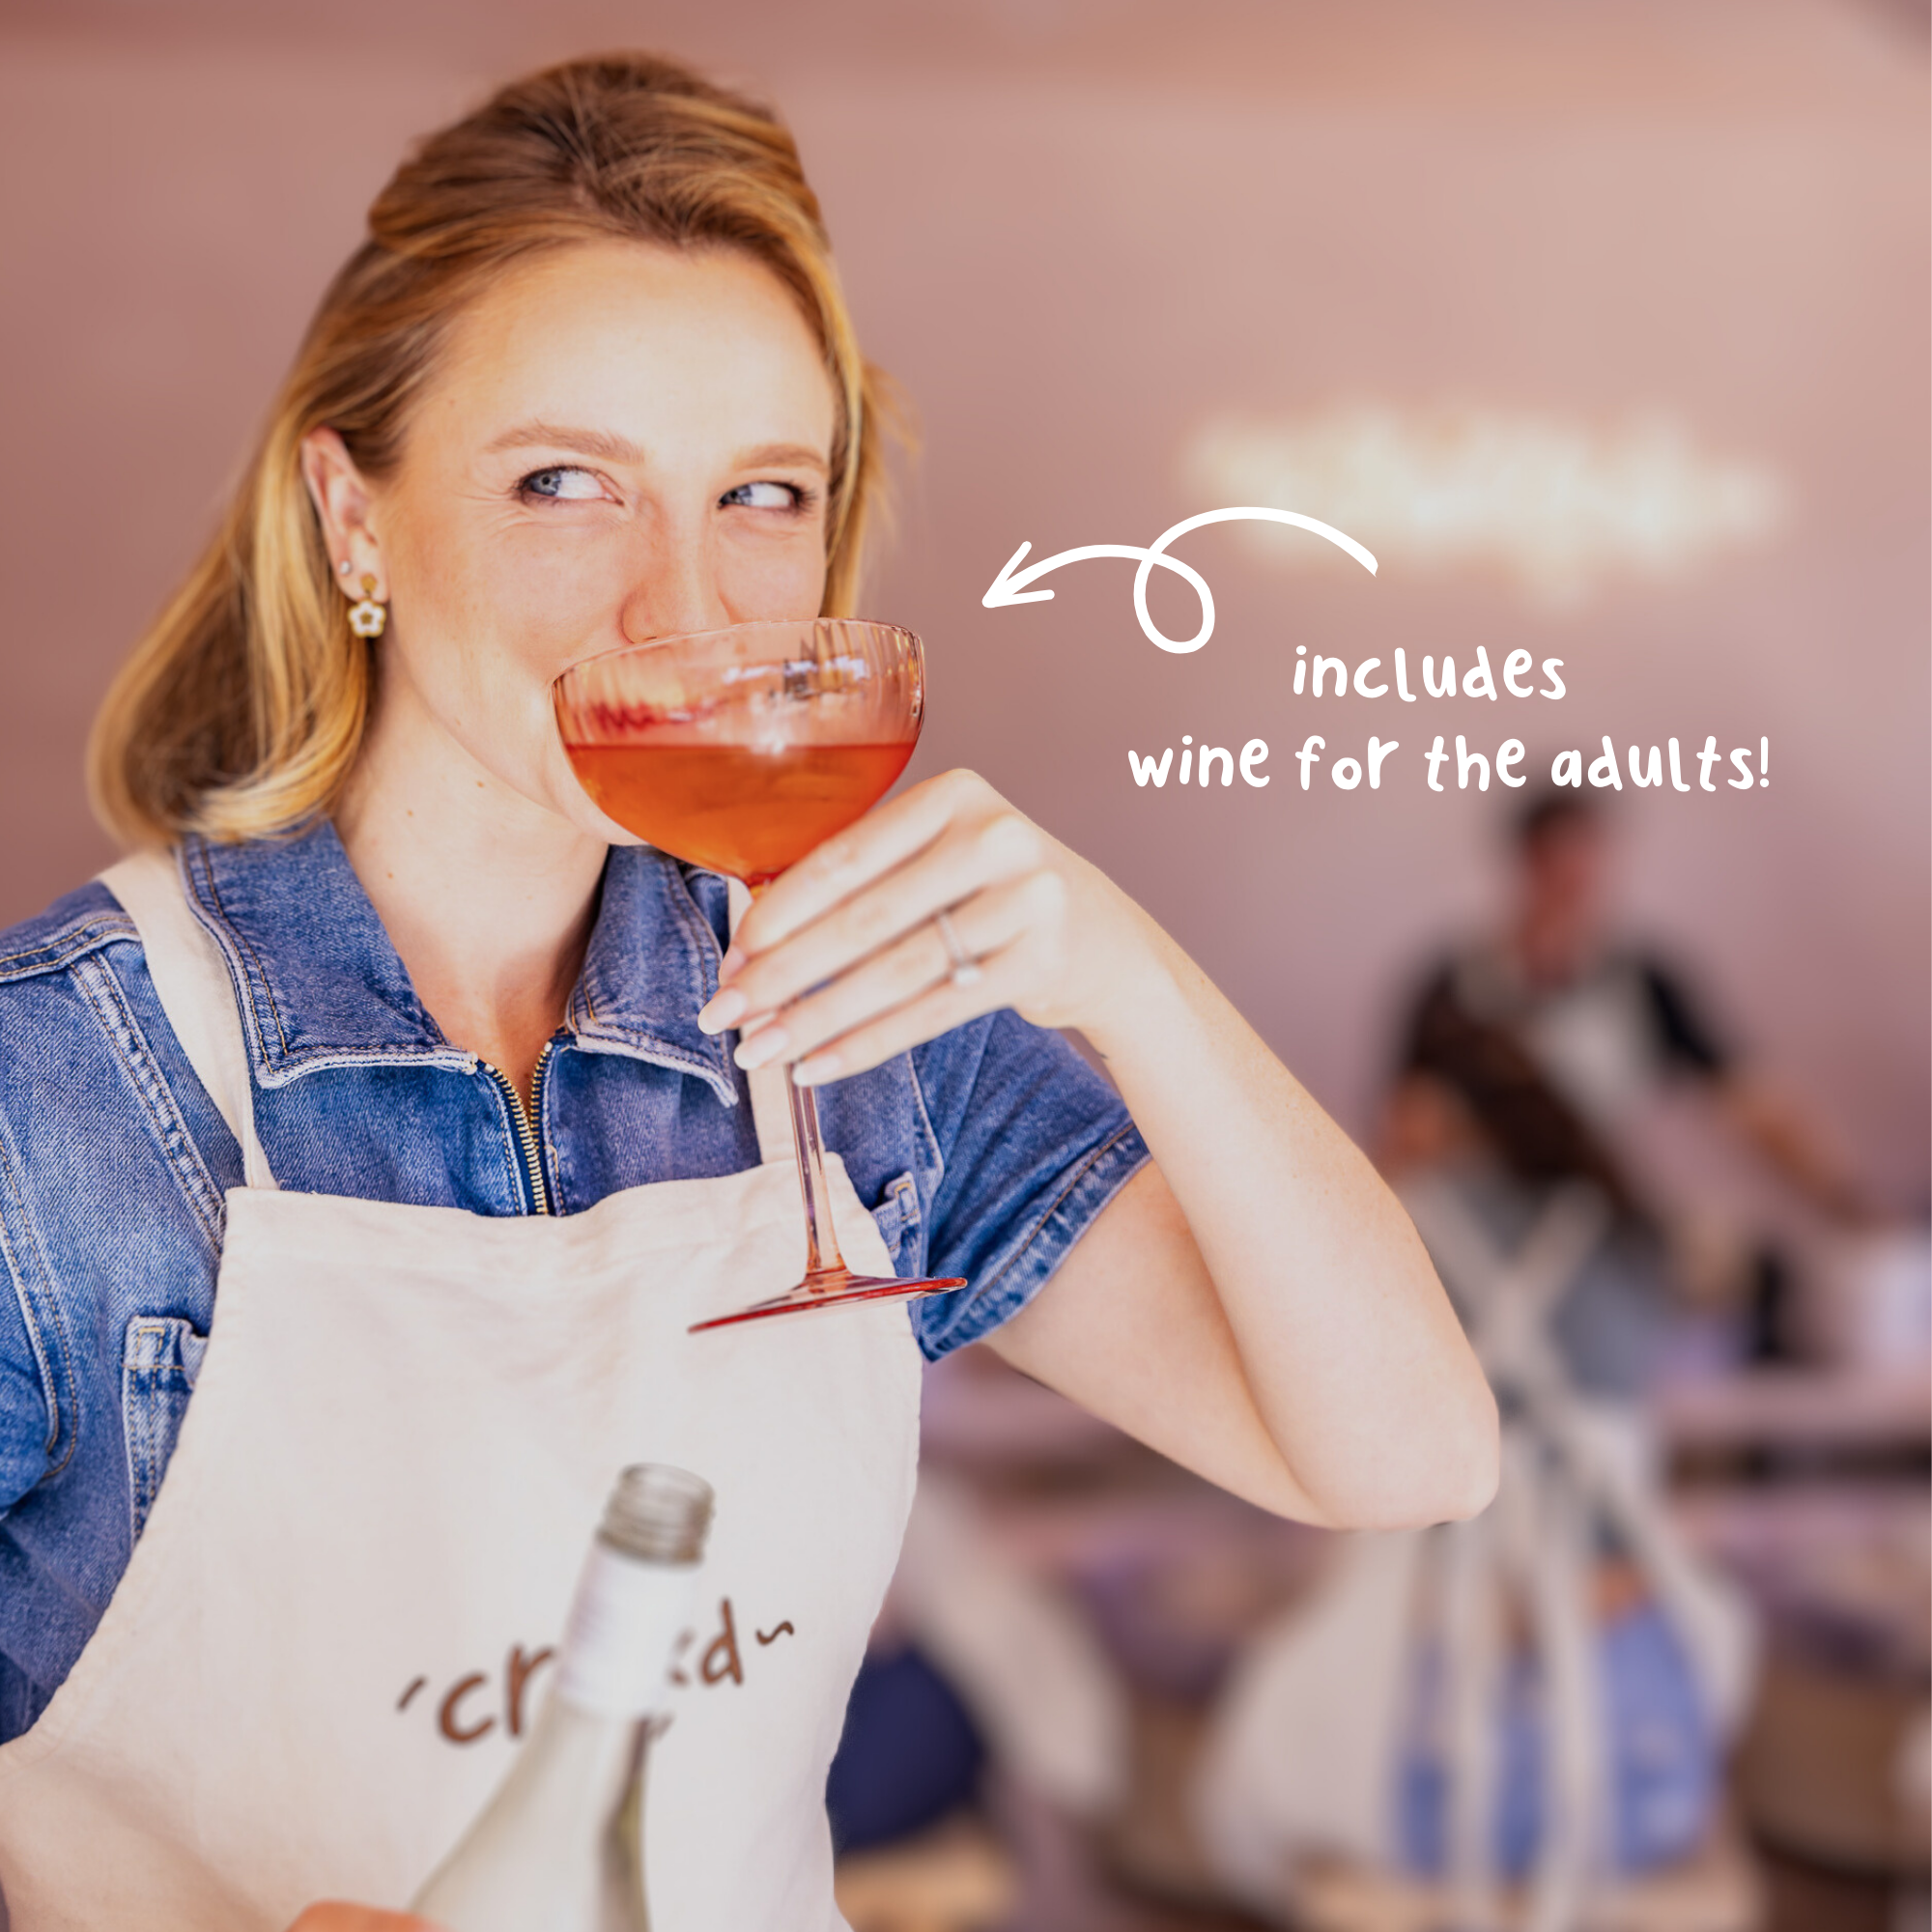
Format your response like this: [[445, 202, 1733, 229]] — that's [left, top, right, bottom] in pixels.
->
[[786, 1075, 848, 1285]]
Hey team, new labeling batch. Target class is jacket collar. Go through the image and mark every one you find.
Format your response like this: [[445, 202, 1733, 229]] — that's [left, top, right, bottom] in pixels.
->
[[180, 823, 738, 1103]]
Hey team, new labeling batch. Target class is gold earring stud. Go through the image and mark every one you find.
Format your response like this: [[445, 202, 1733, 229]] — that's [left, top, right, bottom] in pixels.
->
[[346, 573, 387, 639]]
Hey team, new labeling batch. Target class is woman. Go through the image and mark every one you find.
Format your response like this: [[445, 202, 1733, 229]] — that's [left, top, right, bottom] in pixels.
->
[[0, 53, 1495, 1932]]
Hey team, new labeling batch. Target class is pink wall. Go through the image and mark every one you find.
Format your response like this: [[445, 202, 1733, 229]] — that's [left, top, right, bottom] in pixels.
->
[[2, 1, 1924, 1201]]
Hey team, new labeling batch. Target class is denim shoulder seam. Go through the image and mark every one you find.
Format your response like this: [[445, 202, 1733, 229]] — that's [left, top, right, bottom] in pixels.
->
[[0, 911, 135, 985], [69, 952, 226, 1255]]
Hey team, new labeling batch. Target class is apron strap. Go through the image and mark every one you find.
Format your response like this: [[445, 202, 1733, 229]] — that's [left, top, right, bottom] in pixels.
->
[[747, 1065, 794, 1168], [725, 880, 797, 1167], [99, 850, 278, 1192]]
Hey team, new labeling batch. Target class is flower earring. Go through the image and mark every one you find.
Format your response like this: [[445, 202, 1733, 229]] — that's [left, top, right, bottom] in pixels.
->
[[345, 571, 387, 639]]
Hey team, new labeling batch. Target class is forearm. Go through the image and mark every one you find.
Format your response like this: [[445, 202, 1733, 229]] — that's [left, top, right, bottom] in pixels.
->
[[1078, 908, 1497, 1528]]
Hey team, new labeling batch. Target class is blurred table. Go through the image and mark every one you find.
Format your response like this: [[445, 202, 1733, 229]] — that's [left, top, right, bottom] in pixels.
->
[[1653, 1366, 1931, 1463], [1653, 1366, 1930, 1903]]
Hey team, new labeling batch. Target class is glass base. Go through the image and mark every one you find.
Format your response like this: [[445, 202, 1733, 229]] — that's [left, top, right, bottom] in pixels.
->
[[689, 1270, 967, 1333]]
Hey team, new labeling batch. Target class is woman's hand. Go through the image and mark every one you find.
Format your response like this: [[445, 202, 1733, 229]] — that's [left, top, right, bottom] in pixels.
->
[[287, 1908, 441, 1932], [696, 769, 1150, 1078]]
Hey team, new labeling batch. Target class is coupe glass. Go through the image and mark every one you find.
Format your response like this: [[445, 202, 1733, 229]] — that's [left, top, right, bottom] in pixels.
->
[[554, 618, 967, 1331]]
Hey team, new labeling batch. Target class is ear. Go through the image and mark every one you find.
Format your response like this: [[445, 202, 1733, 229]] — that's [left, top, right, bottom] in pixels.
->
[[300, 428, 385, 597]]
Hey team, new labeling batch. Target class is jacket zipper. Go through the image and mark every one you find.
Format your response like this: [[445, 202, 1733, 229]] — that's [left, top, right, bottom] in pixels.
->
[[480, 1042, 554, 1215]]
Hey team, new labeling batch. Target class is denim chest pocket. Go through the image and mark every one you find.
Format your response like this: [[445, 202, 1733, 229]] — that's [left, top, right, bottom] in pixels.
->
[[869, 1172, 923, 1269], [122, 1316, 208, 1540]]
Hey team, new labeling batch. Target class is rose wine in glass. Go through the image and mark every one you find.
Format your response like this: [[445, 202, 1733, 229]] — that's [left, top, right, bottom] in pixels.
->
[[563, 742, 917, 890], [554, 618, 967, 1330]]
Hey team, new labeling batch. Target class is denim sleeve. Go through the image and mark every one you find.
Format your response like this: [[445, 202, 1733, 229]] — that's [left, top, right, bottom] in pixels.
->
[[908, 1011, 1150, 1360], [0, 904, 242, 1527], [0, 995, 67, 1518], [0, 1221, 50, 1515]]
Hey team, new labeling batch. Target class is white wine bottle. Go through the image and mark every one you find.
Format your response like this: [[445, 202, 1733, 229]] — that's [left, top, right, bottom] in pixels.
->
[[412, 1464, 714, 1932]]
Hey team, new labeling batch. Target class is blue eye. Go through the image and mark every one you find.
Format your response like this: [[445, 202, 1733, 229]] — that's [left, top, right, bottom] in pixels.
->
[[521, 467, 603, 501], [723, 481, 805, 510]]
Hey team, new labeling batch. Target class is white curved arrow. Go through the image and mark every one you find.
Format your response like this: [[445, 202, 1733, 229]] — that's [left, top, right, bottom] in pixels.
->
[[981, 505, 1377, 654]]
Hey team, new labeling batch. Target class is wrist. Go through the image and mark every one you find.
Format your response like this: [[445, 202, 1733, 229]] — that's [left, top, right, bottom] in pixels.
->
[[1072, 903, 1193, 1067]]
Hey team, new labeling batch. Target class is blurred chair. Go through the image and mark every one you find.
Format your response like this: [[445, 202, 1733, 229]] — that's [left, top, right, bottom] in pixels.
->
[[883, 1469, 1131, 1820], [830, 1467, 1130, 1926], [1190, 1177, 1760, 1932], [829, 1644, 988, 1855]]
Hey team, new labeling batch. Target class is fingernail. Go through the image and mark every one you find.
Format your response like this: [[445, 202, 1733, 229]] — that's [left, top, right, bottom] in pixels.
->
[[791, 1052, 840, 1087], [719, 946, 747, 984], [697, 987, 748, 1035], [735, 1026, 789, 1069]]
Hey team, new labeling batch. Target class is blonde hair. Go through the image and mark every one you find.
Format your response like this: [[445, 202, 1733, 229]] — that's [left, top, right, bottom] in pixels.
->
[[90, 53, 895, 846]]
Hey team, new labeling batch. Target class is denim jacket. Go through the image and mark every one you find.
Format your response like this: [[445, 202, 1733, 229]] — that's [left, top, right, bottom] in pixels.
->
[[0, 824, 1147, 1741]]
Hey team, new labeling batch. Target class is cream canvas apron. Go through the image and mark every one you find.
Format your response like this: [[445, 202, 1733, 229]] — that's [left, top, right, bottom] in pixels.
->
[[0, 850, 923, 1932]]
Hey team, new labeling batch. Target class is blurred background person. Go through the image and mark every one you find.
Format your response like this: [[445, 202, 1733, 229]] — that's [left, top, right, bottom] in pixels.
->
[[1385, 788, 1874, 1399]]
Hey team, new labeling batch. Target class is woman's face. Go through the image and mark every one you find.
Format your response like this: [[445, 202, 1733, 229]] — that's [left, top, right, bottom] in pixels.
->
[[321, 240, 838, 835]]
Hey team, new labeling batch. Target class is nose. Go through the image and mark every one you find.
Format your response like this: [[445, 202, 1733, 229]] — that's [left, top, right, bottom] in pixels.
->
[[618, 512, 733, 644]]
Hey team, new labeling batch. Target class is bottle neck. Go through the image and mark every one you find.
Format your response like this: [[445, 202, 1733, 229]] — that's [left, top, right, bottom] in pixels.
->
[[554, 1540, 699, 1719]]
